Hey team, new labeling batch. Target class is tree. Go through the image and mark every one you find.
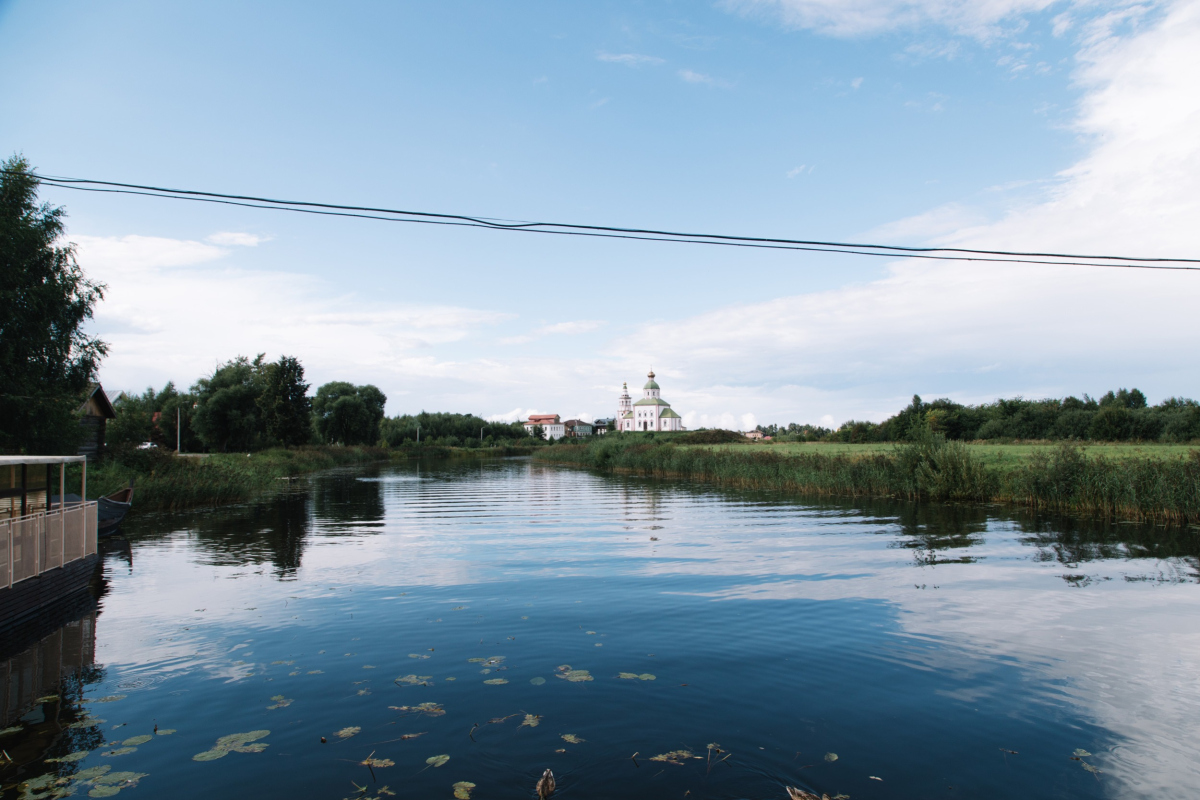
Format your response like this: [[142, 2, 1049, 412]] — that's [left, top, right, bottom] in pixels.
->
[[191, 355, 265, 452], [258, 356, 313, 446], [0, 155, 108, 453], [312, 382, 386, 445]]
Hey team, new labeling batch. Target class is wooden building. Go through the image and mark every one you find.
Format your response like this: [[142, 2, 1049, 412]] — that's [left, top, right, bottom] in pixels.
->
[[77, 385, 116, 460]]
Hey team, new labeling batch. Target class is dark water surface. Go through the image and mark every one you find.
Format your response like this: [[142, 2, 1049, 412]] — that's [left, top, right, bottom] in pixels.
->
[[4, 458, 1200, 799]]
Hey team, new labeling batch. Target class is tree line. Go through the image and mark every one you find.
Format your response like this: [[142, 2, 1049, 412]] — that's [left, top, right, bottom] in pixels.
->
[[759, 389, 1200, 443], [108, 356, 531, 453]]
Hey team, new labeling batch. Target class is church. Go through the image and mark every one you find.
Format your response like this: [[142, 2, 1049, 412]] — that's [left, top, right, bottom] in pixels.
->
[[618, 370, 684, 432]]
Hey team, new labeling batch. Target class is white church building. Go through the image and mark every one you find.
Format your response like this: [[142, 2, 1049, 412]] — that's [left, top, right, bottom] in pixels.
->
[[618, 371, 684, 432]]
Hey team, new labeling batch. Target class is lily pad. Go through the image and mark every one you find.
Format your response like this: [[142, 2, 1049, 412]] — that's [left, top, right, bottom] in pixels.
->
[[267, 695, 293, 709], [75, 767, 112, 781], [561, 734, 584, 744], [362, 757, 395, 768], [638, 674, 656, 680], [618, 672, 639, 680], [483, 678, 508, 685], [452, 781, 476, 799], [88, 786, 121, 797], [193, 730, 271, 761], [122, 735, 153, 746], [335, 727, 361, 739], [1074, 748, 1092, 757], [530, 677, 546, 686], [521, 714, 541, 728], [824, 752, 838, 762], [395, 675, 432, 687], [101, 747, 137, 757], [554, 667, 593, 683], [389, 703, 445, 717], [156, 729, 176, 736], [426, 754, 450, 768], [46, 751, 90, 763], [650, 750, 699, 764]]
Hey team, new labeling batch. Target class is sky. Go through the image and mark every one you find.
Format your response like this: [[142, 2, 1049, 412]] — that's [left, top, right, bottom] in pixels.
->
[[2, 0, 1198, 430]]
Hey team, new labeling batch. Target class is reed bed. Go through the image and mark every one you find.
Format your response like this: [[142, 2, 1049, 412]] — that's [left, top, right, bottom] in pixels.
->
[[536, 436, 1200, 525]]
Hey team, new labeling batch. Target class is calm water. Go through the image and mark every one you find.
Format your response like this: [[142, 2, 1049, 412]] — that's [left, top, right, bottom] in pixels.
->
[[4, 458, 1200, 799]]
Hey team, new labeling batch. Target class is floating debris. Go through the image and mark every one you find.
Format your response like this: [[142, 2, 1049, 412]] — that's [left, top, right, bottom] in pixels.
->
[[560, 734, 584, 744], [399, 732, 426, 740], [192, 730, 271, 761], [650, 750, 699, 765], [91, 696, 127, 704], [155, 729, 176, 736], [452, 606, 468, 611], [37, 695, 60, 703], [46, 751, 90, 763], [1074, 748, 1092, 757], [483, 678, 508, 685], [335, 727, 361, 739], [488, 714, 519, 725], [271, 660, 294, 666], [122, 735, 153, 746], [1081, 761, 1103, 775], [824, 752, 838, 762], [786, 788, 820, 800], [361, 755, 394, 768], [536, 768, 556, 798], [530, 677, 546, 686], [357, 689, 372, 696], [409, 654, 431, 660], [426, 754, 450, 768], [521, 714, 542, 728], [307, 670, 324, 675], [452, 781, 476, 799], [267, 695, 293, 709], [0, 726, 23, 736], [870, 775, 883, 780]]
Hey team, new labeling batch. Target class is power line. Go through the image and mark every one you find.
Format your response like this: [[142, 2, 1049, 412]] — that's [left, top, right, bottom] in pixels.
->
[[11, 168, 1200, 270]]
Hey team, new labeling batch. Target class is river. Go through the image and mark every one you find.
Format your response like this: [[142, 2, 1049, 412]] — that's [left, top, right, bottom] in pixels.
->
[[3, 458, 1200, 799]]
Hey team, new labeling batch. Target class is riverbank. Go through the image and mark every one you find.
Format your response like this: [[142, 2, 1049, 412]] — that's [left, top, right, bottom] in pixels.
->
[[78, 443, 539, 512], [535, 434, 1200, 524]]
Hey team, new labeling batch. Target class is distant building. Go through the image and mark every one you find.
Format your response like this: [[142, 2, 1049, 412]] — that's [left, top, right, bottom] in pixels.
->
[[77, 385, 116, 460], [563, 419, 593, 438], [591, 418, 612, 435], [618, 371, 684, 432], [525, 414, 565, 440], [744, 430, 764, 440]]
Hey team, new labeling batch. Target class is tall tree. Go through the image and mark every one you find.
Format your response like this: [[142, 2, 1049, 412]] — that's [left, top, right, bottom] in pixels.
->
[[0, 155, 108, 454], [312, 382, 386, 445], [258, 356, 313, 447], [191, 355, 265, 452]]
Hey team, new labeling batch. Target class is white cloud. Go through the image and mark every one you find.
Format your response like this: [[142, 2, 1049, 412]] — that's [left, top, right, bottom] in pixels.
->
[[78, 234, 512, 406], [605, 0, 1200, 425], [722, 0, 1062, 38], [500, 320, 605, 345], [206, 231, 270, 247], [851, 76, 864, 88], [678, 68, 731, 87], [786, 165, 808, 178], [597, 52, 665, 67]]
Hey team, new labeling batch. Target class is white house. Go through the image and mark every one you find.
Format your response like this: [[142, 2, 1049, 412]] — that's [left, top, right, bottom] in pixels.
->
[[524, 414, 566, 440], [618, 371, 684, 432]]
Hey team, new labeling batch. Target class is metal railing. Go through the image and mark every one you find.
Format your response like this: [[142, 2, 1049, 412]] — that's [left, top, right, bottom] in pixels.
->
[[0, 502, 97, 589]]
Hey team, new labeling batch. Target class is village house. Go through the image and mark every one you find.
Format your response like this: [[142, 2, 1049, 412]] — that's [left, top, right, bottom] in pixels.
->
[[563, 419, 593, 438], [524, 413, 566, 440]]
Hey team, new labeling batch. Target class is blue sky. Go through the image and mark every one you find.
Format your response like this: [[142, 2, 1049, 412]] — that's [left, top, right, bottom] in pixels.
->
[[2, 0, 1198, 428]]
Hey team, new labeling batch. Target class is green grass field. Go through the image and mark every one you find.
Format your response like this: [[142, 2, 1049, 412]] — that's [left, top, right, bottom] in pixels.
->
[[693, 441, 1200, 471]]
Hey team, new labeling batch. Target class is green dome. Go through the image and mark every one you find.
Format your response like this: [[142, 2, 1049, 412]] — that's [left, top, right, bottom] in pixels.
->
[[643, 369, 659, 390]]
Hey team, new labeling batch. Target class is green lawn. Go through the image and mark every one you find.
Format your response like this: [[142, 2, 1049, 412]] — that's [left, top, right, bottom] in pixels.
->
[[688, 440, 1200, 471]]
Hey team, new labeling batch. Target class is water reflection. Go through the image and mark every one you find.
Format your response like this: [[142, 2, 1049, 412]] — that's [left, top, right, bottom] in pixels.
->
[[3, 458, 1198, 799]]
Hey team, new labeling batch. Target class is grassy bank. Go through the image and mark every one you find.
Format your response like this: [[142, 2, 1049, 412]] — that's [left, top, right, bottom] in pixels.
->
[[535, 434, 1200, 525]]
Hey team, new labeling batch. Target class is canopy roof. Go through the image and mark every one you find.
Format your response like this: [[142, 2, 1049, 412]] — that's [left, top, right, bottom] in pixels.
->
[[633, 397, 671, 407], [0, 455, 88, 465]]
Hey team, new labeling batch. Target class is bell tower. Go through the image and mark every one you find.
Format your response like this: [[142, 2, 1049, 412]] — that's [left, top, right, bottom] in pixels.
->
[[617, 382, 632, 430]]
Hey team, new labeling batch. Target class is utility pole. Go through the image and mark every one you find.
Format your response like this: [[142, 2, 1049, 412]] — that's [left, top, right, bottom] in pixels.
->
[[416, 424, 420, 444], [177, 406, 181, 453]]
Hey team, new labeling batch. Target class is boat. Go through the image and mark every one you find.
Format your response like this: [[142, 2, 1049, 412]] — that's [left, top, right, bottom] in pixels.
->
[[52, 482, 135, 537]]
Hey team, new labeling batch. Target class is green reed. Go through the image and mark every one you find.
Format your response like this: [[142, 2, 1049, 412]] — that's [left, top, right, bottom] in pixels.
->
[[537, 435, 1200, 524]]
